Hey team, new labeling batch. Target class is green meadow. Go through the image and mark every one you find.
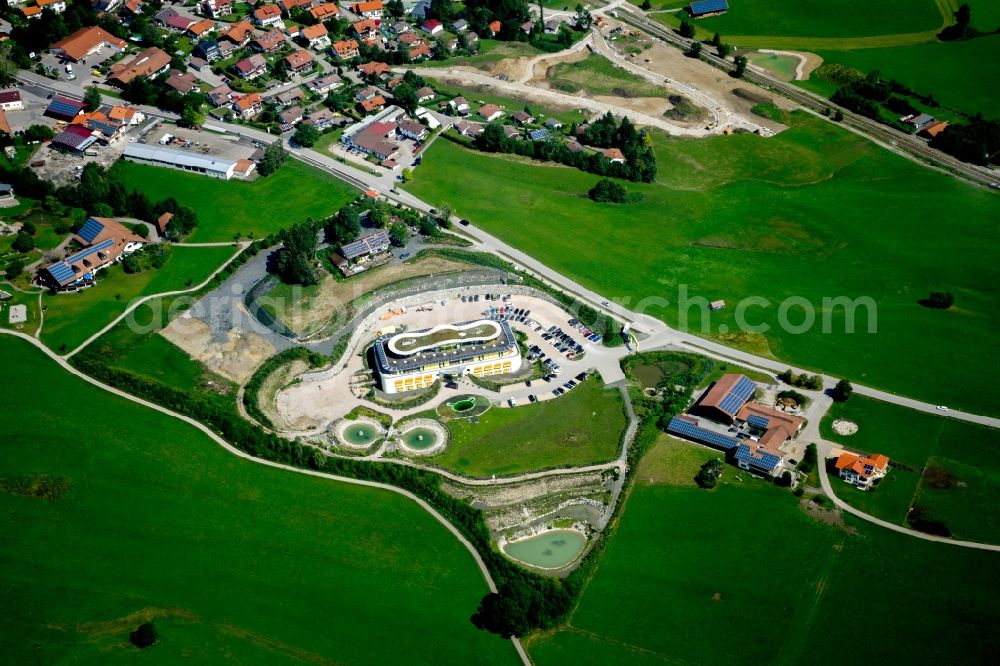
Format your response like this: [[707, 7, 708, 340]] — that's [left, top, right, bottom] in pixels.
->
[[0, 336, 518, 664], [822, 396, 1000, 542], [431, 377, 626, 477], [39, 244, 237, 354], [405, 114, 1000, 416], [526, 445, 1000, 664], [112, 159, 359, 243], [809, 34, 1000, 115]]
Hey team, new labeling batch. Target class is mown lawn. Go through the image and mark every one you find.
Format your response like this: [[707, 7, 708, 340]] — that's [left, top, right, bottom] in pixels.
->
[[431, 377, 626, 477], [40, 244, 238, 353], [0, 336, 518, 664], [526, 471, 1000, 664], [822, 396, 1000, 541], [112, 159, 359, 242], [405, 113, 1000, 416]]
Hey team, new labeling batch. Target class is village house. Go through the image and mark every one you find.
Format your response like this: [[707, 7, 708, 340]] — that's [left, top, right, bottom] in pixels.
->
[[306, 73, 342, 95], [232, 54, 267, 80], [220, 20, 255, 47], [306, 107, 340, 130], [108, 105, 145, 125], [415, 86, 435, 102], [253, 3, 284, 27], [278, 0, 313, 15], [350, 0, 382, 18], [285, 49, 314, 73], [478, 103, 502, 122], [251, 30, 287, 52], [409, 43, 432, 60], [186, 19, 215, 38], [604, 147, 625, 163], [357, 61, 390, 79], [206, 83, 234, 107], [309, 3, 338, 21], [397, 118, 427, 141], [108, 47, 172, 87], [51, 26, 127, 61], [193, 39, 223, 61], [165, 69, 199, 94], [352, 18, 380, 42], [0, 90, 24, 112], [300, 23, 331, 49], [448, 96, 469, 115], [332, 39, 361, 59], [232, 92, 264, 118], [421, 18, 443, 35], [357, 95, 386, 114], [201, 0, 233, 18], [835, 452, 890, 490]]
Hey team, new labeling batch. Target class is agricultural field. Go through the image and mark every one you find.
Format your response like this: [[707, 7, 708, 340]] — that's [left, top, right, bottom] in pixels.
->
[[821, 396, 1000, 542], [526, 460, 1000, 665], [808, 34, 1000, 116], [39, 244, 238, 353], [111, 160, 359, 243], [0, 336, 518, 664], [548, 54, 665, 98], [404, 113, 1000, 416], [429, 377, 626, 477]]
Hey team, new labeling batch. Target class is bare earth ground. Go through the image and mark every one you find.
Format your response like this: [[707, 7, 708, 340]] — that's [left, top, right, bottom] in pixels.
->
[[270, 256, 476, 336], [258, 358, 309, 429], [613, 31, 797, 130], [755, 49, 824, 80], [161, 312, 276, 383], [832, 419, 859, 436]]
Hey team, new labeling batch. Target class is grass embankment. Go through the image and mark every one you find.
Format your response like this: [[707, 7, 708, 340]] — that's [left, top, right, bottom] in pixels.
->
[[548, 54, 665, 98], [112, 160, 359, 243], [821, 396, 1000, 542], [404, 112, 1000, 416], [40, 245, 238, 353], [425, 80, 592, 126], [0, 336, 518, 664], [431, 377, 627, 477], [526, 443, 1000, 664], [418, 39, 540, 70]]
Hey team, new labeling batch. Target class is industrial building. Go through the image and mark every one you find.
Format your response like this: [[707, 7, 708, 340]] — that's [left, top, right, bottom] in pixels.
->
[[123, 143, 239, 180], [373, 320, 522, 393]]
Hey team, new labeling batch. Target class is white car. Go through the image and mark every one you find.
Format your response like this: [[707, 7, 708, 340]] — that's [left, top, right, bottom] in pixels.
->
[[508, 398, 517, 407], [936, 405, 949, 412]]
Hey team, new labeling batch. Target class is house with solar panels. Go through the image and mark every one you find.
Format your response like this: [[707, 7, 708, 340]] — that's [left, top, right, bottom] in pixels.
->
[[43, 217, 145, 291], [687, 0, 728, 17], [665, 373, 805, 477], [834, 452, 890, 490], [337, 229, 390, 270]]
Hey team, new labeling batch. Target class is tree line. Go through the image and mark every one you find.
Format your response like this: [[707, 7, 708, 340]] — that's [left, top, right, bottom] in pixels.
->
[[473, 112, 657, 183], [0, 161, 199, 240]]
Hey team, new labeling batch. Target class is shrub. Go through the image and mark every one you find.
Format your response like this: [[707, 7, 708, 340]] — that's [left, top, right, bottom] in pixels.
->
[[695, 458, 724, 488], [129, 622, 157, 649], [832, 379, 853, 402], [588, 178, 628, 203], [920, 291, 954, 309]]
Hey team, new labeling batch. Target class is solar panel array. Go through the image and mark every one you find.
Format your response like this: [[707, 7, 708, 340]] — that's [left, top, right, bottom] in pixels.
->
[[528, 129, 549, 141], [667, 417, 739, 451], [718, 375, 756, 415], [65, 238, 115, 266], [746, 414, 770, 429], [689, 0, 728, 14], [77, 217, 106, 244], [46, 261, 76, 284], [735, 444, 783, 471], [46, 97, 85, 118]]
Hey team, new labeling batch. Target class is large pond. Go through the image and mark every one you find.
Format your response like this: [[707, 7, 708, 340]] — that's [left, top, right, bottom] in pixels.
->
[[402, 426, 440, 451], [342, 422, 380, 446], [503, 529, 587, 569]]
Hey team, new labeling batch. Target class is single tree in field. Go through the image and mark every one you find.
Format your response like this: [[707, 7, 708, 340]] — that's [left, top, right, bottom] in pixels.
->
[[129, 622, 158, 649], [685, 41, 702, 58], [679, 19, 695, 38], [716, 42, 731, 58], [832, 379, 853, 402]]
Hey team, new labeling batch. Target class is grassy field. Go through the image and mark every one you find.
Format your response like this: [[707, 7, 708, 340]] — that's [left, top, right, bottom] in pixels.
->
[[39, 245, 238, 353], [695, 0, 944, 39], [0, 336, 517, 664], [808, 34, 1000, 116], [821, 396, 1000, 541], [548, 54, 665, 97], [430, 377, 626, 477], [526, 462, 1000, 664], [112, 159, 359, 243], [404, 113, 1000, 416], [0, 288, 42, 337], [635, 434, 721, 485], [748, 52, 800, 81], [426, 80, 594, 126], [418, 39, 540, 70]]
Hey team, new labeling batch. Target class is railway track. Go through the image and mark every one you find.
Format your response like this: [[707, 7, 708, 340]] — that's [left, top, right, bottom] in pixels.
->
[[616, 8, 998, 189]]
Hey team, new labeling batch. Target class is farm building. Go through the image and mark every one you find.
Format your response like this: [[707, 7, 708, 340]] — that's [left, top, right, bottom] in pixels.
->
[[123, 143, 238, 179], [687, 0, 728, 17], [43, 217, 145, 291]]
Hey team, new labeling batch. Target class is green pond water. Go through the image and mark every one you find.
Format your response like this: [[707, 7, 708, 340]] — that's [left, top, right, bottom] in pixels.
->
[[402, 427, 439, 451], [450, 398, 477, 413], [503, 530, 586, 569], [343, 422, 379, 446]]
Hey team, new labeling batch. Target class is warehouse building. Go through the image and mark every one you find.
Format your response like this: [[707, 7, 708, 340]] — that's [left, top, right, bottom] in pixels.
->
[[123, 143, 238, 179]]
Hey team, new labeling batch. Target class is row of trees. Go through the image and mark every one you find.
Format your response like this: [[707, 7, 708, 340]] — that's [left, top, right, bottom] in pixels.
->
[[0, 161, 199, 240], [473, 112, 657, 182]]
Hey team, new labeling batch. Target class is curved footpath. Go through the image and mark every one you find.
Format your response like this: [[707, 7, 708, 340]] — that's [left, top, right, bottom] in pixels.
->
[[65, 242, 250, 359], [0, 329, 530, 666], [817, 456, 1000, 552]]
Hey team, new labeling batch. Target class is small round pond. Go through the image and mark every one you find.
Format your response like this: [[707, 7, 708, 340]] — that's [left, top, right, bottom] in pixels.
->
[[402, 426, 439, 451], [503, 529, 587, 570], [343, 422, 380, 446]]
